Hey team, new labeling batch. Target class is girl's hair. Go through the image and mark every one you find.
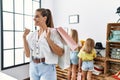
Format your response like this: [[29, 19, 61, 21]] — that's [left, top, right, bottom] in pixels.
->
[[36, 8, 54, 28], [82, 38, 95, 53], [71, 29, 79, 50], [71, 29, 78, 43]]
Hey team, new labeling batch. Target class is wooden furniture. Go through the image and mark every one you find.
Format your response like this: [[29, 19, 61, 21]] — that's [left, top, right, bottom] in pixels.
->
[[95, 23, 120, 76], [105, 23, 120, 74], [56, 65, 117, 80], [56, 65, 68, 80]]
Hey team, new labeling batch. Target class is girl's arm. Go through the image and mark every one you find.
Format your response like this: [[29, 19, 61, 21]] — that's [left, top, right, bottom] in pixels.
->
[[78, 58, 82, 72]]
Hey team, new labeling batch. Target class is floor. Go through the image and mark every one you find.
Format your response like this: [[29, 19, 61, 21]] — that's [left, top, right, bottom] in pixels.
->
[[24, 66, 116, 80], [24, 75, 116, 80], [56, 65, 116, 80], [92, 74, 116, 80]]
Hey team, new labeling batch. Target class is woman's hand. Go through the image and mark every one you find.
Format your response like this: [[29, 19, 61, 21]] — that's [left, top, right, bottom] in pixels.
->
[[23, 28, 30, 38], [23, 28, 30, 57]]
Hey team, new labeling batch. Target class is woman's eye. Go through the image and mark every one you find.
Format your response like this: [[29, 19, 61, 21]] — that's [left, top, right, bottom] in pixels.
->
[[35, 15, 39, 18]]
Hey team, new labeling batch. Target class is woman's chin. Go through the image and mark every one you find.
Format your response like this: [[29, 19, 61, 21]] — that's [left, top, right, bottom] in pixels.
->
[[34, 24, 39, 26]]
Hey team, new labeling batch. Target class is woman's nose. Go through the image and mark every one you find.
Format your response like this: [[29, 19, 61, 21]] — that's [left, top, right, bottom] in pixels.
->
[[33, 18, 35, 21]]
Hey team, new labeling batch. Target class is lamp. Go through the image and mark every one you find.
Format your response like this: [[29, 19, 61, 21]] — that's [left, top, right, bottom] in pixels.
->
[[95, 42, 105, 57], [116, 6, 120, 23]]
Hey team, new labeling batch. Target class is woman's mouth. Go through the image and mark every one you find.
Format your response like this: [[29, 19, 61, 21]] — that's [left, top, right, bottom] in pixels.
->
[[35, 21, 39, 24]]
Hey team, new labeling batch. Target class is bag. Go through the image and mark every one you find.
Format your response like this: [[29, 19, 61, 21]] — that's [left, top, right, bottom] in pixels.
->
[[92, 65, 104, 75], [111, 48, 120, 59], [58, 44, 70, 69], [109, 30, 120, 42], [77, 72, 82, 80], [56, 27, 78, 69], [56, 27, 78, 51]]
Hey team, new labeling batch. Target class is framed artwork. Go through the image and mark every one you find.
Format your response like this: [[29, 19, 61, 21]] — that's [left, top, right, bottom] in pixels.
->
[[69, 15, 79, 24]]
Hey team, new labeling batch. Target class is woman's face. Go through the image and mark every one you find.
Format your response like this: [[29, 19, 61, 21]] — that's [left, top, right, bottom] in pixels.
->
[[34, 11, 46, 26]]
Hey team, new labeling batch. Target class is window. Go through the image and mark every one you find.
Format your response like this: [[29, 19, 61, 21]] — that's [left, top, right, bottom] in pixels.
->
[[1, 0, 41, 70]]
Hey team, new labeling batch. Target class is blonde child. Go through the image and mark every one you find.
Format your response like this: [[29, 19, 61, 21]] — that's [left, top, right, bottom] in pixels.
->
[[67, 29, 80, 80], [78, 38, 96, 80]]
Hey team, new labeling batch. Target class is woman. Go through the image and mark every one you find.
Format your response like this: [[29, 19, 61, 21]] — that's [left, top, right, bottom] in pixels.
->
[[23, 8, 64, 80]]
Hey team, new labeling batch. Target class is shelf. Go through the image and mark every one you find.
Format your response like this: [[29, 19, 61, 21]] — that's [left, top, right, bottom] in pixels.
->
[[95, 57, 106, 66], [56, 65, 68, 80], [107, 23, 120, 26], [108, 58, 120, 62], [105, 23, 120, 75], [106, 40, 120, 44], [95, 57, 106, 61], [106, 41, 120, 48]]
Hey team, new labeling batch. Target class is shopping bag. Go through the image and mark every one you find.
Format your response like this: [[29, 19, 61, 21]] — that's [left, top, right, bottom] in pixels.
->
[[56, 27, 78, 69], [58, 44, 70, 69], [49, 27, 71, 69], [77, 72, 82, 80], [57, 27, 70, 69], [56, 27, 78, 51]]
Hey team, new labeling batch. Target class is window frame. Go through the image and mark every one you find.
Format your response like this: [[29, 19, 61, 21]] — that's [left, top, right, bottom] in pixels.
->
[[1, 0, 41, 70]]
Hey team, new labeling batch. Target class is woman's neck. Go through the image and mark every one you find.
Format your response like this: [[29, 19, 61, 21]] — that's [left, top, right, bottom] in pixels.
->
[[40, 23, 48, 30], [38, 28, 44, 38]]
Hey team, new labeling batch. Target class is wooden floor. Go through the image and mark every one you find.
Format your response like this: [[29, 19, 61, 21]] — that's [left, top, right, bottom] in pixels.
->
[[56, 65, 68, 80], [56, 65, 116, 80], [24, 66, 116, 80]]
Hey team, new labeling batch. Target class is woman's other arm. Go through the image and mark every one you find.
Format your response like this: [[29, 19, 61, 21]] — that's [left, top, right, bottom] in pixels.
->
[[46, 37, 64, 56], [23, 28, 30, 57], [45, 29, 64, 56]]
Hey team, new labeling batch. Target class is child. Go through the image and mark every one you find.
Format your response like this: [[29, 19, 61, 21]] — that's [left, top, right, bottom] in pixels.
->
[[78, 38, 96, 80], [67, 29, 80, 80]]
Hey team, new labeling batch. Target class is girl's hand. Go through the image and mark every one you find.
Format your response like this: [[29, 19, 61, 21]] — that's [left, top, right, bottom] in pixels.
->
[[23, 28, 30, 38], [78, 67, 82, 72]]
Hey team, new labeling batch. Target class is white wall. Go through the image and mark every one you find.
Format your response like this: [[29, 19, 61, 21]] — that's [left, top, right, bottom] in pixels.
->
[[41, 0, 53, 10], [53, 0, 120, 47]]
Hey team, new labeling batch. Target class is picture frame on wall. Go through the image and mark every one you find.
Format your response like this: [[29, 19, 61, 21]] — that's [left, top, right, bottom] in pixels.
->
[[69, 15, 79, 24]]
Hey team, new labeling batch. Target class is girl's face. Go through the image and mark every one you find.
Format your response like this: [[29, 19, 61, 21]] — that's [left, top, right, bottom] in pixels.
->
[[34, 11, 47, 27]]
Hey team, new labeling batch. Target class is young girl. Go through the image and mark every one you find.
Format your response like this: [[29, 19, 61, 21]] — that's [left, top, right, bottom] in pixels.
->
[[67, 29, 80, 80], [78, 38, 96, 80]]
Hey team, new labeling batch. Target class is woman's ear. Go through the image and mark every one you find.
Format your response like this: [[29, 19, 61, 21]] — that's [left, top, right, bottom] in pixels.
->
[[43, 16, 47, 22]]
